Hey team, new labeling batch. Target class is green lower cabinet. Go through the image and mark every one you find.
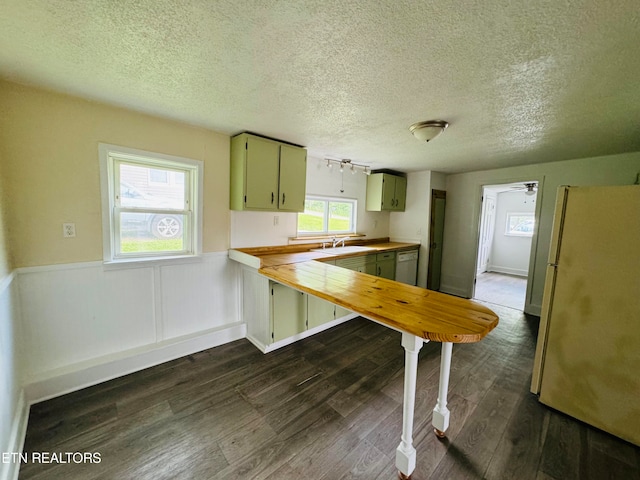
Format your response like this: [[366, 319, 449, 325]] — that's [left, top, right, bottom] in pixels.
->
[[376, 260, 396, 280], [270, 282, 307, 342], [361, 253, 376, 275], [375, 252, 396, 280], [335, 305, 352, 318], [307, 295, 336, 329]]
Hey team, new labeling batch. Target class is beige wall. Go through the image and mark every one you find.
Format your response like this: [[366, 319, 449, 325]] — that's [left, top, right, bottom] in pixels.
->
[[0, 152, 12, 277], [0, 80, 230, 268], [441, 152, 640, 313]]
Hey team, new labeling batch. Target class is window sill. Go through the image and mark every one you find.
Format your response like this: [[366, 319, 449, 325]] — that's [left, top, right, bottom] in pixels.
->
[[103, 254, 203, 270], [289, 233, 366, 242]]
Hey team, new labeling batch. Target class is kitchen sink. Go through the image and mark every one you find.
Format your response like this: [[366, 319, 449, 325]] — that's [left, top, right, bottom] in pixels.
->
[[310, 245, 376, 255]]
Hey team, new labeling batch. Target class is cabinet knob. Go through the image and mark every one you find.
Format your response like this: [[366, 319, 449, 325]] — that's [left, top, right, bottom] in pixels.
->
[[282, 193, 286, 204], [271, 192, 274, 204]]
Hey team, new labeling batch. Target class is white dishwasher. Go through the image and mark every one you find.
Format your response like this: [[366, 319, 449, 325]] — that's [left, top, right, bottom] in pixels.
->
[[395, 249, 419, 285]]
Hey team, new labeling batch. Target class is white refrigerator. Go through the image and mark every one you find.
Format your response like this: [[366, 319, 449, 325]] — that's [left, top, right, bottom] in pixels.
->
[[531, 185, 640, 446]]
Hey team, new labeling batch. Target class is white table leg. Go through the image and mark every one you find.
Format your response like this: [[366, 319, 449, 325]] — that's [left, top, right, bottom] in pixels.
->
[[432, 341, 453, 437], [396, 332, 426, 479]]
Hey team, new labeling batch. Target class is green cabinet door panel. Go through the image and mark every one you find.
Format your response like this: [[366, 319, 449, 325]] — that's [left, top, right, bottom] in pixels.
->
[[278, 144, 307, 212], [271, 282, 307, 342], [307, 295, 335, 329], [381, 174, 396, 210], [377, 260, 396, 279], [245, 136, 280, 210], [393, 176, 407, 211]]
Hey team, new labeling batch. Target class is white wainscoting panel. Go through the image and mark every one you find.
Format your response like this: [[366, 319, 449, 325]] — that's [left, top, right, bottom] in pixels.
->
[[0, 273, 28, 480], [19, 264, 156, 379], [17, 253, 242, 393], [160, 253, 240, 340]]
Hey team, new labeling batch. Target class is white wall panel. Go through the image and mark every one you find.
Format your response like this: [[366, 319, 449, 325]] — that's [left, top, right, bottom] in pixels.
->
[[0, 273, 28, 480], [19, 264, 156, 378], [160, 253, 240, 339]]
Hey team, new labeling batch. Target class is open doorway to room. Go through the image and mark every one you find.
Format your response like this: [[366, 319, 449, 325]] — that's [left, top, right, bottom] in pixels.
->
[[474, 181, 538, 310]]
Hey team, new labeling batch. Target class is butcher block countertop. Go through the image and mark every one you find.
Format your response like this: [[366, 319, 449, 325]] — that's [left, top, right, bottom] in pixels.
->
[[229, 239, 498, 343], [230, 241, 420, 268]]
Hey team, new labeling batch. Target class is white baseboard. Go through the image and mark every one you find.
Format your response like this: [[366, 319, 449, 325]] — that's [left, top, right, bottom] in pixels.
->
[[525, 303, 542, 316], [439, 283, 469, 298], [249, 313, 358, 354], [1, 390, 29, 480], [24, 322, 246, 404], [486, 266, 528, 277]]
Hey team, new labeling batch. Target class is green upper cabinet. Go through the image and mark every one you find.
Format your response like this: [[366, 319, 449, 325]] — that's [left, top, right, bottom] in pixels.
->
[[393, 176, 407, 211], [230, 133, 307, 212], [278, 144, 307, 212], [366, 173, 407, 211]]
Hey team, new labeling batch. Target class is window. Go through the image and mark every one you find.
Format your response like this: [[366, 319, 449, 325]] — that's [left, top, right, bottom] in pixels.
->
[[297, 196, 356, 235], [99, 144, 203, 262], [505, 212, 535, 237]]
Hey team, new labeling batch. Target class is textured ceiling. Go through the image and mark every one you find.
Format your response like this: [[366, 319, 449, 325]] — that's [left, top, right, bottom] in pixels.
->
[[1, 0, 639, 173]]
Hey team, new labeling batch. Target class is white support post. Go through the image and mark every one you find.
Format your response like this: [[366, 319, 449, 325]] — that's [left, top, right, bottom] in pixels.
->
[[396, 332, 425, 479], [432, 341, 453, 437]]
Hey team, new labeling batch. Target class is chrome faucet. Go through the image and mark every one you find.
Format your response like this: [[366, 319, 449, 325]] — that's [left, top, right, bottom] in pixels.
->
[[332, 236, 349, 248]]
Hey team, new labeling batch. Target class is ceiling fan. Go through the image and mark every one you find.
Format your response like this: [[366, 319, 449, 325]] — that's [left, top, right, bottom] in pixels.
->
[[511, 182, 538, 196]]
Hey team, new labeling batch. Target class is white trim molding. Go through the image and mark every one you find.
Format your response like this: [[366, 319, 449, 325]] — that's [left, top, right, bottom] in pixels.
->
[[25, 322, 246, 404], [0, 390, 29, 480], [16, 253, 241, 403]]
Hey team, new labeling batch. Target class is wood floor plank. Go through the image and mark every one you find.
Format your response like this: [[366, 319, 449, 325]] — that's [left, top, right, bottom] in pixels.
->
[[484, 388, 549, 480], [19, 310, 640, 480], [428, 375, 513, 479], [319, 439, 389, 480], [538, 410, 584, 480]]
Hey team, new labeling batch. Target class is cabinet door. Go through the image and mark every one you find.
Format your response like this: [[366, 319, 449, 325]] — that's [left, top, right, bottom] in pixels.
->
[[245, 136, 280, 210], [335, 305, 352, 319], [381, 174, 396, 210], [308, 295, 335, 329], [377, 260, 396, 280], [393, 176, 407, 211], [365, 174, 384, 211], [278, 144, 307, 212], [271, 282, 307, 342]]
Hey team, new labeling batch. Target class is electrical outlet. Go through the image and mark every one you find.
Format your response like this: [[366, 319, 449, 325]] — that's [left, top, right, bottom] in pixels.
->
[[63, 223, 76, 238], [273, 215, 279, 226]]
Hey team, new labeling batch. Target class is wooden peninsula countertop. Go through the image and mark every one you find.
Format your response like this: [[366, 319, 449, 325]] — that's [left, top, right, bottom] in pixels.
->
[[230, 240, 498, 344]]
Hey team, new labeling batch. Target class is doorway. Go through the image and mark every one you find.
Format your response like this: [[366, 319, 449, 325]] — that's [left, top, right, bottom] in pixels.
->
[[427, 189, 446, 290], [474, 182, 538, 310]]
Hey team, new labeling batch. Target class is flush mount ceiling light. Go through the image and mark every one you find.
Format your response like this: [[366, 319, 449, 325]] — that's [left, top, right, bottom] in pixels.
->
[[409, 120, 449, 142]]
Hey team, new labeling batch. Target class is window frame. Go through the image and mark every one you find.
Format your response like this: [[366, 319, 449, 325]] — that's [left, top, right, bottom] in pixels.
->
[[505, 212, 535, 237], [297, 195, 357, 236], [99, 143, 203, 264]]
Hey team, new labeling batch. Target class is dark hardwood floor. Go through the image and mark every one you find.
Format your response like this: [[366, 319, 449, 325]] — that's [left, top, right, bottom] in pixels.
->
[[19, 305, 640, 479]]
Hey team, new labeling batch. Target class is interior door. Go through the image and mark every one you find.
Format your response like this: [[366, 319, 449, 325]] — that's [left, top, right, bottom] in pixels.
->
[[427, 190, 446, 290], [476, 192, 496, 274]]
